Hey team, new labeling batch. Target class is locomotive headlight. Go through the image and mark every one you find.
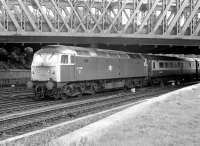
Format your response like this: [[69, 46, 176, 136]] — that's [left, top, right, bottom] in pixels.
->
[[46, 81, 54, 90], [27, 81, 33, 89]]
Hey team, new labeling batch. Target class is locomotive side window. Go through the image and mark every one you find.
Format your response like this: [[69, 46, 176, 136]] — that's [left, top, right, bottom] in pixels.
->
[[71, 55, 75, 64], [61, 55, 68, 64]]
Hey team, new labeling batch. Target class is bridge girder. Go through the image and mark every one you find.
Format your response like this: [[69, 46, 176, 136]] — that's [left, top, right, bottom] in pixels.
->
[[0, 0, 200, 45]]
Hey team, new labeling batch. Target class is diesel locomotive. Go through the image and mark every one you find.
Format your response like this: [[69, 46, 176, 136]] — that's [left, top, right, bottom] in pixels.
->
[[27, 45, 200, 99]]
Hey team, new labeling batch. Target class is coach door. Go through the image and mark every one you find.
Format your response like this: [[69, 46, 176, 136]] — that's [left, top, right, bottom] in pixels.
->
[[147, 59, 152, 79]]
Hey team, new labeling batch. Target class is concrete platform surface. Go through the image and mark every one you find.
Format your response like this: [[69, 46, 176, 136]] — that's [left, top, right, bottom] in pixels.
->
[[50, 84, 200, 146]]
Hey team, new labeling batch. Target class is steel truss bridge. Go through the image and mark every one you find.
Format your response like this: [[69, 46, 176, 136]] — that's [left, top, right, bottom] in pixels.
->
[[1, 0, 200, 46]]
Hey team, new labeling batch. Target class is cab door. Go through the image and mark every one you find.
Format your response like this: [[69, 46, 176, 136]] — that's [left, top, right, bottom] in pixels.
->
[[60, 54, 75, 82]]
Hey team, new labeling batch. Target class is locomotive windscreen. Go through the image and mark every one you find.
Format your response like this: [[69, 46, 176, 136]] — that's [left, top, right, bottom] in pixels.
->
[[32, 53, 60, 66]]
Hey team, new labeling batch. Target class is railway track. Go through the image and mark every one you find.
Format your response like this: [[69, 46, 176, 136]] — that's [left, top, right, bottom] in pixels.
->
[[0, 88, 33, 100], [0, 86, 179, 139], [0, 86, 163, 115], [0, 89, 131, 116]]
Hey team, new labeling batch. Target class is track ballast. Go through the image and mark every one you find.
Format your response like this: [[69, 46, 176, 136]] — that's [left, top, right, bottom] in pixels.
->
[[0, 85, 184, 140]]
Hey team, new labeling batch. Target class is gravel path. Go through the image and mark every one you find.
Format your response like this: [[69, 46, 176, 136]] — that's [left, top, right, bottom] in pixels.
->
[[50, 84, 200, 146]]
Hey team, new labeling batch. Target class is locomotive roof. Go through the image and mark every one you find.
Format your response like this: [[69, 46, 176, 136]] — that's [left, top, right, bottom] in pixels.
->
[[36, 45, 77, 54], [36, 45, 144, 59], [36, 45, 198, 62]]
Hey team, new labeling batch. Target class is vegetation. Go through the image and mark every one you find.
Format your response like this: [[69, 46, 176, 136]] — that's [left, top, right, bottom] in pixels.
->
[[0, 47, 33, 70]]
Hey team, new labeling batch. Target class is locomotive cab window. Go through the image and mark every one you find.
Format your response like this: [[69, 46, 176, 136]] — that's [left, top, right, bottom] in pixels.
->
[[61, 55, 68, 64], [32, 53, 60, 66]]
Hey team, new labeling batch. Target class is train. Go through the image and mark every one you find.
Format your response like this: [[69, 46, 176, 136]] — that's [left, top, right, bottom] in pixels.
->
[[27, 45, 200, 99]]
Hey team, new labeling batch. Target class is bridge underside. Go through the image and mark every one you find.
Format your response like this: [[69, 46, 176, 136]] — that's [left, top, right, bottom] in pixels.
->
[[1, 0, 200, 46], [1, 33, 200, 46]]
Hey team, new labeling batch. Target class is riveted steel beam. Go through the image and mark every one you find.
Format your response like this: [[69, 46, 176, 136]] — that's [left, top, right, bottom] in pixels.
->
[[85, 3, 102, 32], [6, 0, 186, 12], [0, 22, 5, 31], [136, 0, 159, 33], [181, 0, 200, 35], [106, 9, 118, 32], [50, 0, 71, 32], [122, 0, 144, 33], [75, 0, 102, 32], [193, 21, 200, 36], [0, 0, 200, 45], [123, 9, 130, 21], [0, 0, 21, 31], [151, 0, 173, 34], [166, 0, 188, 35], [18, 0, 39, 31], [33, 0, 55, 32], [107, 1, 128, 33], [67, 0, 87, 32], [92, 0, 113, 32]]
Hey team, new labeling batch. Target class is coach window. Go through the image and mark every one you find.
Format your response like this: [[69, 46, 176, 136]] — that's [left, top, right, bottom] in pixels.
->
[[181, 62, 183, 67], [61, 55, 68, 64], [159, 62, 164, 68], [170, 62, 173, 68], [175, 62, 178, 68], [153, 62, 155, 69], [177, 62, 180, 67], [165, 62, 168, 68]]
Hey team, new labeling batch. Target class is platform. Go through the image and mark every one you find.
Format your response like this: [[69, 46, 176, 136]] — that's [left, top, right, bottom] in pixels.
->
[[50, 84, 200, 146], [0, 84, 200, 146]]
